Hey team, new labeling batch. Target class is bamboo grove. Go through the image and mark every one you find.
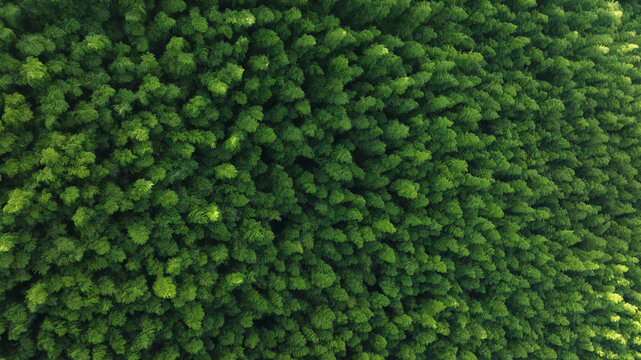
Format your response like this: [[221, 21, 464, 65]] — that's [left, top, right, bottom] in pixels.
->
[[2, 0, 641, 359]]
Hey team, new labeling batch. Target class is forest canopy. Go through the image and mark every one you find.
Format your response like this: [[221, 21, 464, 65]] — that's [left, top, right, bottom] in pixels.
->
[[2, 0, 641, 359]]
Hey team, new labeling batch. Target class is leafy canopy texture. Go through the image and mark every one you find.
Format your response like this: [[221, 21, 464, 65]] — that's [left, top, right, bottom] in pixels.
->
[[3, 0, 641, 359]]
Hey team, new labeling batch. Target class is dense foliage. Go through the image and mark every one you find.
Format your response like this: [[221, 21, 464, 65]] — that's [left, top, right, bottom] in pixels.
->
[[3, 0, 641, 358]]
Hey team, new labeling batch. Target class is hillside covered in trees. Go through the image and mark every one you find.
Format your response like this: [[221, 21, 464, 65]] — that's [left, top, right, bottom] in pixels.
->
[[3, 0, 641, 359]]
